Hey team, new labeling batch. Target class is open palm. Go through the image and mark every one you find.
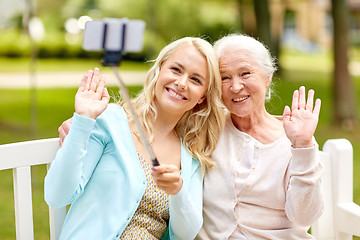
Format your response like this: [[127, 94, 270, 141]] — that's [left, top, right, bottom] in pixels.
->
[[283, 86, 321, 148], [75, 68, 110, 120]]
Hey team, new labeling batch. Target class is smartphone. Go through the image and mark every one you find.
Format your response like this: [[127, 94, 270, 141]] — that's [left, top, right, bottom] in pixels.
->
[[82, 18, 145, 53]]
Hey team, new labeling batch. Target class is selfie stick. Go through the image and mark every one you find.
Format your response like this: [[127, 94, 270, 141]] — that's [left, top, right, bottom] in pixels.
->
[[83, 18, 159, 166], [110, 66, 160, 166]]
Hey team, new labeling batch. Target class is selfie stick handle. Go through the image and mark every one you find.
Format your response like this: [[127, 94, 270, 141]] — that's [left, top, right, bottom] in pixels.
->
[[111, 66, 160, 166]]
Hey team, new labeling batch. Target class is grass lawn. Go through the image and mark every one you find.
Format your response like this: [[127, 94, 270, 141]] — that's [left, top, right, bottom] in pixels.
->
[[0, 54, 360, 238]]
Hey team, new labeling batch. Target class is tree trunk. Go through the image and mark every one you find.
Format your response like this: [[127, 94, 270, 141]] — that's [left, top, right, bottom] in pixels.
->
[[253, 0, 281, 75], [331, 0, 357, 128], [253, 0, 273, 53]]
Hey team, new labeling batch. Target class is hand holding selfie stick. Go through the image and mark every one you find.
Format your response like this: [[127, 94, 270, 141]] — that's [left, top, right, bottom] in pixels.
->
[[83, 18, 159, 166]]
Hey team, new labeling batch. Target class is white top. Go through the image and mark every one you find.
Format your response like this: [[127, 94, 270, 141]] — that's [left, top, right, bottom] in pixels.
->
[[196, 114, 324, 240]]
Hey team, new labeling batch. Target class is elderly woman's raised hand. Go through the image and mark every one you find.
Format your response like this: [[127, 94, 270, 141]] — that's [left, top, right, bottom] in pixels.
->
[[283, 86, 321, 148], [75, 68, 110, 120]]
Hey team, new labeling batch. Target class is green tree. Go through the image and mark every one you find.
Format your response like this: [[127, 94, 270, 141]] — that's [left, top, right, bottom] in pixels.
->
[[331, 0, 357, 127], [236, 0, 282, 74], [253, 0, 272, 53]]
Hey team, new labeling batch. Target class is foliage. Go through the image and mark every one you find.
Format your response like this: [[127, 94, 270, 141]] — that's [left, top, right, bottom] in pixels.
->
[[0, 0, 240, 60], [0, 30, 31, 58]]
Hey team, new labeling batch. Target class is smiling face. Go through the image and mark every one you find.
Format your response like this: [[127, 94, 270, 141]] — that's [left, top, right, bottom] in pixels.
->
[[154, 44, 209, 118], [219, 48, 270, 118]]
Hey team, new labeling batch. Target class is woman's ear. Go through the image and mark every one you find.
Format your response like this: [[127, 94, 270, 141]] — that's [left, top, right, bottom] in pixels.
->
[[198, 95, 206, 104], [266, 75, 272, 88]]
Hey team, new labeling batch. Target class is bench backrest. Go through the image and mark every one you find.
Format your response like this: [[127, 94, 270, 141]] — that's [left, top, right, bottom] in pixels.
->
[[0, 138, 66, 240], [0, 138, 359, 239], [311, 139, 360, 239]]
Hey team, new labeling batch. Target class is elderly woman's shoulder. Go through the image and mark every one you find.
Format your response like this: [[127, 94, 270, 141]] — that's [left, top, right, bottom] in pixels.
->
[[269, 115, 286, 138], [274, 115, 283, 122]]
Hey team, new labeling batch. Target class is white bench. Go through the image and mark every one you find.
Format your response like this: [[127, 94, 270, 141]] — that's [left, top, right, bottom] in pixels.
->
[[312, 139, 360, 239], [0, 138, 359, 239], [0, 138, 66, 240]]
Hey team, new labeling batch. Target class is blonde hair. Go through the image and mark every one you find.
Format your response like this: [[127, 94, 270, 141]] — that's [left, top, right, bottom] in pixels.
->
[[120, 37, 225, 173]]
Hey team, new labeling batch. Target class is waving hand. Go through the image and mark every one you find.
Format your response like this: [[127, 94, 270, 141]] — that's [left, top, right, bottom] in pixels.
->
[[283, 86, 321, 148], [75, 68, 110, 119]]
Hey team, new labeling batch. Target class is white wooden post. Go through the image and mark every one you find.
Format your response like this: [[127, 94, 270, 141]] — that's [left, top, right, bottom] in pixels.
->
[[311, 151, 335, 239], [47, 164, 67, 240], [312, 139, 360, 239], [48, 206, 66, 240], [13, 166, 35, 240], [323, 139, 360, 239], [0, 138, 66, 240]]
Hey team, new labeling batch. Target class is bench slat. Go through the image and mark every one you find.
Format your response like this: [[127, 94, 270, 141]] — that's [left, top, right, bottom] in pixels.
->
[[0, 138, 59, 170], [13, 166, 34, 240], [312, 139, 360, 240], [1, 138, 65, 240]]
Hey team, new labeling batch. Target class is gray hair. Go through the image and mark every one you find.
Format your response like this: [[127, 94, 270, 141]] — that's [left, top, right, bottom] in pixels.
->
[[213, 34, 277, 78]]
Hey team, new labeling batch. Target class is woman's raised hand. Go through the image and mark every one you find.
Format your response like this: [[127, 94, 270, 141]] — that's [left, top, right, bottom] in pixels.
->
[[283, 86, 321, 148], [75, 68, 110, 119]]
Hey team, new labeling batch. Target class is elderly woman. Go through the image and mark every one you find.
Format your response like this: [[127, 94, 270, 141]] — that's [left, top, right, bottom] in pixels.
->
[[196, 34, 323, 239]]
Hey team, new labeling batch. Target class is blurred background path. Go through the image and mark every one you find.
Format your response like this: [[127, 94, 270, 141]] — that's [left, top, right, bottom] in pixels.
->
[[2, 63, 360, 89], [1, 60, 360, 89], [0, 70, 147, 88]]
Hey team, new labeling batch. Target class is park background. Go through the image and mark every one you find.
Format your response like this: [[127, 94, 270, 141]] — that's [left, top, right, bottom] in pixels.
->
[[0, 0, 359, 239]]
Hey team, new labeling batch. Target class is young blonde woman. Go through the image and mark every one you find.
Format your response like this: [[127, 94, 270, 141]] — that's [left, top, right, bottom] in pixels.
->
[[45, 37, 225, 240]]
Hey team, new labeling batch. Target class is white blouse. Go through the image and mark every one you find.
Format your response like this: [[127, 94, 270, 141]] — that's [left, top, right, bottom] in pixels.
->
[[196, 114, 324, 240]]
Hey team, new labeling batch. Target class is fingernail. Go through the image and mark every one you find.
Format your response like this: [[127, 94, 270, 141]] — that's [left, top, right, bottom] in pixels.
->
[[152, 167, 158, 171]]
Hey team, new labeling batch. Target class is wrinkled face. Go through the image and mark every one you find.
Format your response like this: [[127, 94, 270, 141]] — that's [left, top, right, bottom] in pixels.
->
[[219, 48, 270, 117], [154, 44, 209, 117]]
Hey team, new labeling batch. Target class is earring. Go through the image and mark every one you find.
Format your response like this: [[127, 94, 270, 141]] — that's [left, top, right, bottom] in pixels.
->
[[265, 88, 271, 100]]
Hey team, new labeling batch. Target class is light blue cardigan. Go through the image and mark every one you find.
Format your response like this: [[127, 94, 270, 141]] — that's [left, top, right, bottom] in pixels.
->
[[44, 104, 203, 240]]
